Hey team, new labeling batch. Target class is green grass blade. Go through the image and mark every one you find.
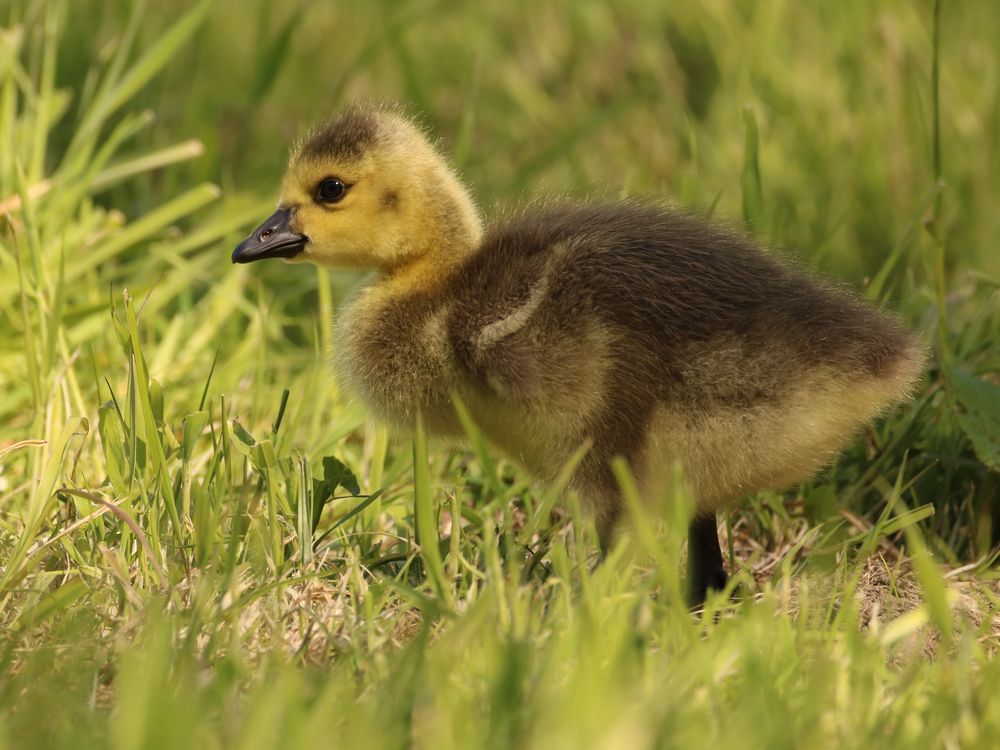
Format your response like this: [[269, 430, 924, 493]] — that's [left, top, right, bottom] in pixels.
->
[[413, 410, 451, 607], [63, 182, 220, 283], [0, 416, 88, 591], [740, 105, 765, 233], [74, 0, 210, 146], [866, 181, 942, 301], [123, 290, 183, 556], [90, 139, 204, 192]]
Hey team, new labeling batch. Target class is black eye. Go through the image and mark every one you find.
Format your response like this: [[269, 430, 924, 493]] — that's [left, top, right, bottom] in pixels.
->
[[315, 177, 347, 204]]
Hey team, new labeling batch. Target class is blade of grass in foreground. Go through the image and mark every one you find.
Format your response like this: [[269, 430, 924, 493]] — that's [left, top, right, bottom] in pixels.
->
[[123, 291, 184, 565], [0, 416, 88, 592], [413, 410, 451, 608], [64, 182, 221, 283]]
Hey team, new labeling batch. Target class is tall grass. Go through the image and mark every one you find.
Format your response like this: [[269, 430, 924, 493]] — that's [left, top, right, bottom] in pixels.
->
[[0, 0, 999, 747]]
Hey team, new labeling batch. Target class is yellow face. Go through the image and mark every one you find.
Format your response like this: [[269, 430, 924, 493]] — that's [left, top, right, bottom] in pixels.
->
[[232, 108, 482, 274], [279, 147, 417, 271]]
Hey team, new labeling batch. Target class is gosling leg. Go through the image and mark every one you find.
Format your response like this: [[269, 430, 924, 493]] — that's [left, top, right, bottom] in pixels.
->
[[596, 504, 622, 558], [687, 513, 728, 607]]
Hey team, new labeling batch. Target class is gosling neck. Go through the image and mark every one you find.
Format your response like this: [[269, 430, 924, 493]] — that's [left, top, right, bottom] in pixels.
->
[[377, 235, 478, 301], [376, 201, 484, 299]]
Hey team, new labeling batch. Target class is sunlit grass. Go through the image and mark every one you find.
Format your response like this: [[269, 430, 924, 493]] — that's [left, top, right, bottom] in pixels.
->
[[1, 0, 999, 747]]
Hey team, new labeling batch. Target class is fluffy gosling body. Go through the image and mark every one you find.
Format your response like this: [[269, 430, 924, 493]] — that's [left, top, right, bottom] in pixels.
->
[[233, 104, 924, 604]]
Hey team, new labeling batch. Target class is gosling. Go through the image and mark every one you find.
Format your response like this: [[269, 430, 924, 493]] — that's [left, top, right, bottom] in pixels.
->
[[232, 104, 923, 605]]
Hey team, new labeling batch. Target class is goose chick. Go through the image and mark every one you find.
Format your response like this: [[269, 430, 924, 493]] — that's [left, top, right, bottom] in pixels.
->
[[233, 104, 924, 605]]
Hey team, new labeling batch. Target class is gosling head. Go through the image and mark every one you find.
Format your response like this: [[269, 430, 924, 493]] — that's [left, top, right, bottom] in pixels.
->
[[232, 104, 482, 273]]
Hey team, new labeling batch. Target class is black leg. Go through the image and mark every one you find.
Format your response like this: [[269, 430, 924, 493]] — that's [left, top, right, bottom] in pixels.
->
[[596, 506, 621, 559], [687, 513, 728, 607]]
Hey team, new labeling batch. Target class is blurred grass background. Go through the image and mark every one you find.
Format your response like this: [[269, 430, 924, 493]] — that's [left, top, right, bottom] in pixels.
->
[[56, 0, 1000, 279], [1, 0, 999, 747]]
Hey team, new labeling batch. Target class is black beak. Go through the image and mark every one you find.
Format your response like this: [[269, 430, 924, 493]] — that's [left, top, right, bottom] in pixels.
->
[[232, 207, 307, 263]]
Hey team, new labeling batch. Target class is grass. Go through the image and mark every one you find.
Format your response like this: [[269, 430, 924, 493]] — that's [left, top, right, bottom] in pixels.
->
[[1, 0, 999, 747]]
